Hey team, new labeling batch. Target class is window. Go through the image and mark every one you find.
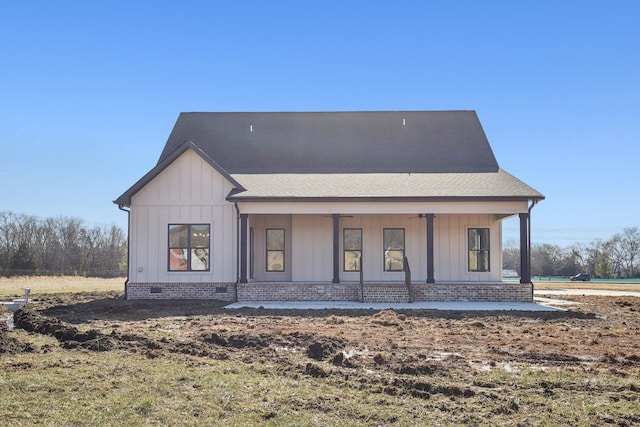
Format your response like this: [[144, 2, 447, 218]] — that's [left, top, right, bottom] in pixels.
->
[[383, 228, 404, 272], [343, 228, 362, 272], [266, 229, 285, 272], [468, 228, 490, 272], [168, 224, 210, 271]]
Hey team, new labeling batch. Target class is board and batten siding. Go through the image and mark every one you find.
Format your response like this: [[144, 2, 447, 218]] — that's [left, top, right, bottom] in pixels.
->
[[248, 214, 293, 282], [128, 149, 238, 284], [434, 214, 502, 282], [291, 215, 333, 282], [339, 214, 501, 283], [256, 213, 502, 284]]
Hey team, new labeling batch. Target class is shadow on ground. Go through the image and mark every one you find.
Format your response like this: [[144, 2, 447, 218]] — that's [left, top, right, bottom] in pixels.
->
[[30, 291, 597, 324]]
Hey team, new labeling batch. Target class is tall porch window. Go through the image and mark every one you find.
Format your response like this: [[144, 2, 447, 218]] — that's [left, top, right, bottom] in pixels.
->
[[168, 224, 210, 271], [468, 228, 490, 272], [266, 228, 285, 272], [383, 228, 405, 272], [343, 228, 362, 272]]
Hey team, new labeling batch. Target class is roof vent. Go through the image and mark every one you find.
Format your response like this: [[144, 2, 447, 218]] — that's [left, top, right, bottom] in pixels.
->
[[250, 124, 253, 132], [402, 118, 406, 126]]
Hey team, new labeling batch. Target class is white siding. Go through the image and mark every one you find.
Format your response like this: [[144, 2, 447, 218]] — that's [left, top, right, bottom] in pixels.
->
[[246, 213, 495, 284], [249, 214, 292, 282], [127, 150, 506, 286], [291, 215, 333, 282], [129, 149, 237, 283], [434, 214, 501, 282], [339, 214, 422, 282], [337, 214, 502, 283]]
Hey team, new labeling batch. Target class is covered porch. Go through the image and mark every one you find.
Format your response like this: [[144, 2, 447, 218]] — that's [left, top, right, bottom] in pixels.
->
[[235, 202, 535, 303]]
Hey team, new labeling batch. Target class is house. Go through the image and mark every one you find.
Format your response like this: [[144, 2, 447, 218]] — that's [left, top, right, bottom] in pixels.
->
[[115, 111, 544, 303]]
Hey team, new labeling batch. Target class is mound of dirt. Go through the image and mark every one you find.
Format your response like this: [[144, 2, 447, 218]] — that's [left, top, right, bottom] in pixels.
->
[[12, 306, 145, 352], [14, 307, 100, 342], [0, 314, 34, 354]]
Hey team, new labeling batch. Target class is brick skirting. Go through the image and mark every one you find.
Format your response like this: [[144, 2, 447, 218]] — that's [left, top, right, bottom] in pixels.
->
[[237, 282, 361, 302], [126, 282, 237, 301], [238, 282, 533, 303], [126, 281, 533, 303]]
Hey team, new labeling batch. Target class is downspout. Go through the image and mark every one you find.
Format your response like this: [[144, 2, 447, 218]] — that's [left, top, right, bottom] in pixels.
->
[[234, 202, 240, 302], [118, 204, 130, 300]]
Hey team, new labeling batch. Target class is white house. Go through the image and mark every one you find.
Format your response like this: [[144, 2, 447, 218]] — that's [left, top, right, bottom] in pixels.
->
[[115, 111, 543, 302]]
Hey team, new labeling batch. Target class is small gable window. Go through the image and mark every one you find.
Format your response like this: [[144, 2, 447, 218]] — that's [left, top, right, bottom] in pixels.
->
[[168, 224, 210, 271], [468, 228, 490, 272]]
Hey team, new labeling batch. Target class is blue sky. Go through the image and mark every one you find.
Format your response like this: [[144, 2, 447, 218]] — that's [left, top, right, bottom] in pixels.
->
[[1, 1, 638, 247]]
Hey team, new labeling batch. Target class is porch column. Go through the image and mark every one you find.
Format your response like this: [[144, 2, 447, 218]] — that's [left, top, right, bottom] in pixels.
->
[[519, 212, 531, 283], [240, 214, 248, 284], [426, 213, 435, 283], [332, 214, 340, 283]]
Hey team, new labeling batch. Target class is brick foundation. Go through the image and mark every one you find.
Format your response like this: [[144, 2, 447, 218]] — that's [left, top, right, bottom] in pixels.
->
[[237, 282, 361, 302], [409, 282, 532, 303], [126, 282, 236, 301], [238, 282, 533, 303], [125, 281, 533, 303]]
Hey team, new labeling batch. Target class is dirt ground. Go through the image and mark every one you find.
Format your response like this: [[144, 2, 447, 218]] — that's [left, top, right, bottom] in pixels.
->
[[2, 291, 640, 424], [3, 291, 639, 374]]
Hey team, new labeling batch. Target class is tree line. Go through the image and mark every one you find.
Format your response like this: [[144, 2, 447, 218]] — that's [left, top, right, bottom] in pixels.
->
[[504, 227, 640, 279], [0, 211, 126, 277], [2, 210, 637, 280]]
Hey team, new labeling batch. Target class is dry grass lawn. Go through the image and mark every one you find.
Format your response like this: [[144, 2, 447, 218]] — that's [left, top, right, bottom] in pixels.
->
[[0, 276, 124, 298], [2, 276, 638, 299], [1, 277, 639, 425], [534, 280, 640, 292]]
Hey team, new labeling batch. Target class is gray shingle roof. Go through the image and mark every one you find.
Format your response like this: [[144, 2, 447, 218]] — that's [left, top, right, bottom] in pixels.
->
[[115, 111, 544, 206], [228, 169, 543, 200], [160, 111, 499, 174]]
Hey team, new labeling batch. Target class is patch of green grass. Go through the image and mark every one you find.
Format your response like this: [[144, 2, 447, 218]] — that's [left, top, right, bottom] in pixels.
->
[[0, 347, 425, 426], [1, 339, 639, 426]]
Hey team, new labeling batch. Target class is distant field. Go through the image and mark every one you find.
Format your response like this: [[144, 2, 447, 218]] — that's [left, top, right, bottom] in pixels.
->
[[2, 276, 639, 298], [0, 276, 124, 298], [531, 276, 640, 284], [533, 280, 640, 292]]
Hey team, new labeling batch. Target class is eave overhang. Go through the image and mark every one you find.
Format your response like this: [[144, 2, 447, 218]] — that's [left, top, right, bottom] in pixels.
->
[[226, 195, 545, 203]]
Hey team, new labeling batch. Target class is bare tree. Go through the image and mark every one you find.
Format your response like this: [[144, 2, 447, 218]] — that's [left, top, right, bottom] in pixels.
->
[[620, 227, 639, 278], [0, 211, 126, 277]]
